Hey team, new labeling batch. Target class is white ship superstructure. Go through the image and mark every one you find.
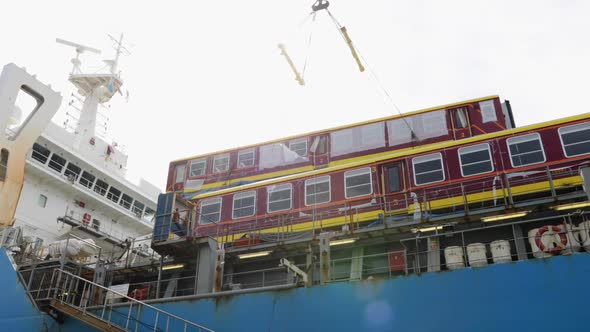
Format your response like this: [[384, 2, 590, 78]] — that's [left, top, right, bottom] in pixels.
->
[[11, 36, 160, 253]]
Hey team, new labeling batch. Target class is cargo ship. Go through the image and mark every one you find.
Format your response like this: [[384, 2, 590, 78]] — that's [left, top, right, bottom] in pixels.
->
[[3, 73, 590, 330]]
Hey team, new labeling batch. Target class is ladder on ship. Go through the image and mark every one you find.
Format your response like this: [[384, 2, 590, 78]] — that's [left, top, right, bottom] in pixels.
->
[[29, 268, 214, 332]]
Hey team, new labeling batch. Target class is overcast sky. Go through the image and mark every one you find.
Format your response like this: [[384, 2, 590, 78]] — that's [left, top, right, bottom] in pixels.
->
[[1, 1, 589, 190]]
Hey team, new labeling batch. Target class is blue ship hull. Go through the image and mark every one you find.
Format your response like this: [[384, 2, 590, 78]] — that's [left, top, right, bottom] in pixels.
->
[[2, 248, 589, 331]]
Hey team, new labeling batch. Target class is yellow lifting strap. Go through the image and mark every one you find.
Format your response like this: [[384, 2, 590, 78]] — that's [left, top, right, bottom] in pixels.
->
[[278, 43, 305, 86], [339, 26, 365, 72]]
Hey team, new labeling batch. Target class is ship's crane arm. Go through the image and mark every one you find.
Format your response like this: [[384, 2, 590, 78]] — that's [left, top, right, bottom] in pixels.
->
[[0, 64, 62, 228]]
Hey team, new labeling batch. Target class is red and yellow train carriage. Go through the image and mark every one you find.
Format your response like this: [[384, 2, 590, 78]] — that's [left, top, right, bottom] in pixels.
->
[[154, 112, 590, 247], [166, 95, 513, 194]]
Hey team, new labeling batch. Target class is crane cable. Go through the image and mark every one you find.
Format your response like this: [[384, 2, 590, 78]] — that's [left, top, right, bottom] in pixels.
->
[[301, 12, 317, 81], [325, 8, 416, 138]]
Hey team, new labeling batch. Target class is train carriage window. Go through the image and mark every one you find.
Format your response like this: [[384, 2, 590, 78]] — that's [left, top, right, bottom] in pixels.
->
[[267, 183, 292, 212], [454, 108, 468, 129], [305, 175, 331, 206], [289, 138, 308, 157], [421, 111, 448, 137], [331, 129, 354, 156], [413, 153, 445, 186], [559, 123, 590, 157], [189, 159, 206, 177], [213, 154, 230, 172], [479, 100, 497, 123], [174, 164, 186, 183], [237, 149, 255, 168], [199, 197, 222, 224], [507, 133, 545, 167], [458, 144, 493, 177], [233, 191, 256, 219], [387, 118, 413, 146], [344, 167, 373, 198], [387, 164, 402, 192]]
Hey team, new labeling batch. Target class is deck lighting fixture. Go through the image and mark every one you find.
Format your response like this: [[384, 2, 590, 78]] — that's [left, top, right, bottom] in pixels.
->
[[238, 251, 272, 259], [481, 211, 528, 223], [552, 201, 590, 211], [329, 238, 358, 246], [411, 226, 444, 233], [161, 263, 185, 271]]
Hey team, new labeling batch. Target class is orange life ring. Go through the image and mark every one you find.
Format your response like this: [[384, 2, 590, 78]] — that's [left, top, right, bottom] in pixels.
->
[[535, 225, 567, 254]]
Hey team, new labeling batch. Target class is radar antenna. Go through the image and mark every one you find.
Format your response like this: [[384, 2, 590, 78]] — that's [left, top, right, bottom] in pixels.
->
[[56, 38, 101, 75]]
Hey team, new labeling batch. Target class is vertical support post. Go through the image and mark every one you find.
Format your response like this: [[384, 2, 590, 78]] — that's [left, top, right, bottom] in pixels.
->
[[156, 255, 164, 299], [504, 174, 514, 206], [305, 244, 314, 287], [546, 166, 557, 198], [427, 237, 441, 272], [512, 224, 528, 261], [350, 247, 364, 280], [319, 233, 331, 285]]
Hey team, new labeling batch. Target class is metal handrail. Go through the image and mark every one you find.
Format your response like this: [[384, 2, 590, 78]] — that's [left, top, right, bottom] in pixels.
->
[[51, 268, 214, 332]]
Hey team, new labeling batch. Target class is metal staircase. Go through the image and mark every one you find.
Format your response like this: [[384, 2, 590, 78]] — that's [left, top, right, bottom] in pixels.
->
[[31, 268, 214, 332]]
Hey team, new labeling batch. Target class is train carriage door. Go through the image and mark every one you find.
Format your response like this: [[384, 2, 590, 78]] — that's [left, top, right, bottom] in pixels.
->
[[382, 161, 406, 212], [450, 107, 472, 140], [310, 134, 329, 168]]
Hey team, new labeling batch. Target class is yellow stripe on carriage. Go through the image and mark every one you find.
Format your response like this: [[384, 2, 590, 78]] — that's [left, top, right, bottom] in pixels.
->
[[213, 175, 582, 244]]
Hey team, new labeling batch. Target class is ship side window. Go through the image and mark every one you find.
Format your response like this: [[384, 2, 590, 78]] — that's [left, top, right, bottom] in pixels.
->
[[64, 162, 81, 182], [559, 122, 590, 157], [119, 193, 133, 209], [94, 179, 108, 196], [107, 186, 122, 203], [344, 167, 373, 199], [237, 148, 256, 168], [31, 143, 50, 164], [0, 149, 8, 182], [174, 163, 186, 183], [458, 143, 493, 177], [142, 207, 155, 223], [189, 159, 206, 177], [213, 154, 230, 173], [232, 191, 256, 219], [38, 194, 47, 208], [289, 138, 308, 157], [92, 219, 101, 231], [199, 197, 222, 224], [267, 184, 292, 213], [413, 153, 445, 186], [506, 133, 545, 167], [132, 200, 145, 218], [48, 153, 66, 173], [80, 171, 96, 189], [305, 175, 331, 206]]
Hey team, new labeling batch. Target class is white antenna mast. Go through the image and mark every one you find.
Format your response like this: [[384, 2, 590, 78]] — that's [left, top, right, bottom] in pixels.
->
[[56, 38, 101, 74], [105, 34, 131, 76]]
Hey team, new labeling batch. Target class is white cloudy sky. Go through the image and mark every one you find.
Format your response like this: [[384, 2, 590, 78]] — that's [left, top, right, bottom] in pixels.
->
[[1, 0, 589, 190]]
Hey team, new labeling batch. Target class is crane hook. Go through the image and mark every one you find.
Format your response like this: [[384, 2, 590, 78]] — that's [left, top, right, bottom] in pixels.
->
[[312, 0, 329, 12]]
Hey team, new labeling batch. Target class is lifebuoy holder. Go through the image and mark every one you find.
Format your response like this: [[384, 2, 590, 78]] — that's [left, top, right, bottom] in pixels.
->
[[82, 213, 91, 225], [535, 225, 567, 254]]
